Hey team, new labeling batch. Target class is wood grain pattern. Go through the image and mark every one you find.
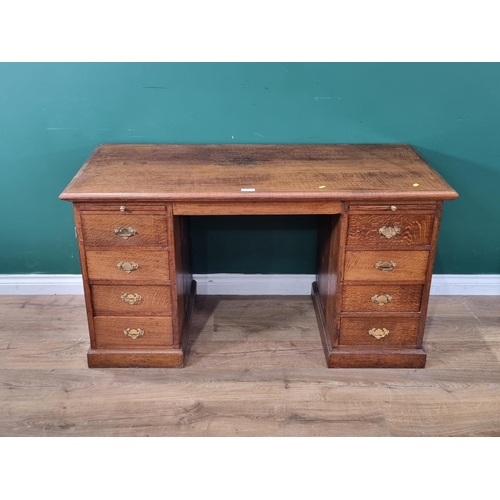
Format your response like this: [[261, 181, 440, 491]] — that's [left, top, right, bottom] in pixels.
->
[[347, 214, 434, 247], [329, 349, 427, 368], [87, 349, 183, 368], [93, 316, 173, 348], [348, 203, 437, 212], [81, 214, 169, 247], [173, 201, 342, 215], [343, 250, 429, 282], [59, 144, 458, 202], [74, 204, 97, 348], [86, 249, 170, 282], [91, 285, 172, 315], [339, 317, 420, 347], [171, 215, 193, 348], [316, 213, 343, 345], [3, 295, 499, 436], [77, 203, 166, 213], [341, 284, 423, 312], [416, 202, 443, 348]]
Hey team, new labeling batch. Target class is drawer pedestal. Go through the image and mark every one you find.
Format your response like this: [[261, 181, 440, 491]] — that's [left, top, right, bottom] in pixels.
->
[[313, 200, 443, 368], [73, 202, 195, 368]]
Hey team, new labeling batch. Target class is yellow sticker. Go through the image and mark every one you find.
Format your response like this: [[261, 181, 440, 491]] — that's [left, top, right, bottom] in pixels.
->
[[318, 185, 326, 189], [413, 183, 419, 187]]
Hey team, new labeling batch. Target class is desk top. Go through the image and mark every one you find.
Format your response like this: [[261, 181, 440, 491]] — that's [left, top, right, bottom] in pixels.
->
[[60, 144, 458, 202]]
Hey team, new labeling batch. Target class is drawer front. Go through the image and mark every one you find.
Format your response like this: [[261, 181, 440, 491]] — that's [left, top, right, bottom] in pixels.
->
[[81, 214, 168, 247], [92, 285, 172, 315], [339, 317, 420, 346], [342, 284, 423, 312], [344, 250, 429, 282], [86, 250, 170, 282], [347, 214, 434, 247], [94, 316, 173, 348]]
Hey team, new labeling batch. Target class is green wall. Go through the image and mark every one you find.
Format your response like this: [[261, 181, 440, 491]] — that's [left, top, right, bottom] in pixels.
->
[[1, 63, 499, 275]]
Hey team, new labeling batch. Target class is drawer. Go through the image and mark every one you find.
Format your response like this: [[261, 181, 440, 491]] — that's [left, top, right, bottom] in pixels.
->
[[344, 250, 429, 282], [347, 214, 434, 247], [339, 317, 420, 346], [342, 284, 423, 312], [94, 316, 173, 349], [86, 250, 170, 282], [92, 285, 172, 315], [81, 214, 168, 247]]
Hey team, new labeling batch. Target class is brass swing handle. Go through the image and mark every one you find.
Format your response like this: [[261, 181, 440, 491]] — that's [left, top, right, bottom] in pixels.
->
[[369, 328, 389, 340], [375, 260, 397, 272], [124, 328, 144, 340], [378, 225, 401, 239], [121, 293, 142, 305], [114, 227, 137, 239], [117, 261, 139, 273], [371, 293, 392, 306]]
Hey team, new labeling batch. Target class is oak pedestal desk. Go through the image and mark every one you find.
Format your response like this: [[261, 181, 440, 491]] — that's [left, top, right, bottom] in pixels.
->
[[60, 144, 458, 369]]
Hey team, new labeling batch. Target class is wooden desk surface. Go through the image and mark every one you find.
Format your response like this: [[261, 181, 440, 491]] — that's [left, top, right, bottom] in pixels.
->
[[60, 144, 458, 202]]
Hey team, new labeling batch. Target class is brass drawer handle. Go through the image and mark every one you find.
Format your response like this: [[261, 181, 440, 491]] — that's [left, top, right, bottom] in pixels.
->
[[117, 261, 139, 273], [375, 260, 396, 272], [371, 293, 392, 306], [378, 225, 401, 239], [114, 227, 137, 239], [121, 293, 142, 305], [369, 327, 389, 339], [124, 328, 144, 340]]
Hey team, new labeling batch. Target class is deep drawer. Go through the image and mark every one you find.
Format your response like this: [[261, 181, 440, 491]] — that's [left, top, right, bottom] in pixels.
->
[[94, 316, 173, 349], [341, 284, 423, 312], [92, 285, 172, 315], [86, 249, 170, 282], [343, 250, 429, 282], [81, 214, 168, 247], [347, 214, 434, 247], [339, 317, 420, 346]]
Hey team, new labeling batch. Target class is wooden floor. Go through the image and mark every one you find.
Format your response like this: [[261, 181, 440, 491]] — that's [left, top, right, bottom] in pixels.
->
[[1, 294, 499, 436]]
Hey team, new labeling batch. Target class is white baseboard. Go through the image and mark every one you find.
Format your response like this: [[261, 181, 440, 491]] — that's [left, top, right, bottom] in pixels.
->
[[429, 274, 500, 295], [195, 274, 500, 296], [0, 275, 85, 295], [0, 273, 499, 296], [193, 274, 317, 295]]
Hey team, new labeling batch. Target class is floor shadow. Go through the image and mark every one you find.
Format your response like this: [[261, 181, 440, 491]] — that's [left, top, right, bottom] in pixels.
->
[[185, 295, 221, 358]]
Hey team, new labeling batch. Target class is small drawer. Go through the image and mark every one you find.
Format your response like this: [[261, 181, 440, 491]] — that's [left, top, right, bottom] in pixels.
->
[[86, 250, 170, 282], [347, 214, 434, 247], [344, 250, 428, 282], [342, 284, 423, 312], [92, 285, 172, 315], [339, 317, 420, 346], [94, 316, 173, 349], [81, 214, 168, 247]]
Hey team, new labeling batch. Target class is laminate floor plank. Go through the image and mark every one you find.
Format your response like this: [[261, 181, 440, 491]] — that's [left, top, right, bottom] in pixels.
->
[[468, 296, 500, 317], [1, 295, 500, 436]]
